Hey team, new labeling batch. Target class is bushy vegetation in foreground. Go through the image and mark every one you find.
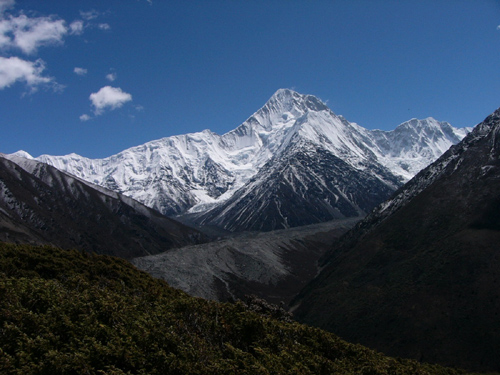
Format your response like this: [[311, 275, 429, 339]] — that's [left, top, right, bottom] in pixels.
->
[[0, 242, 475, 374]]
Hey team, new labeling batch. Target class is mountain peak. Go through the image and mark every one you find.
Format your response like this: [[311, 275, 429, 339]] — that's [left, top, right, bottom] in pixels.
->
[[473, 106, 500, 135], [245, 89, 329, 132], [399, 117, 441, 128], [269, 88, 329, 112], [393, 117, 464, 139], [8, 150, 33, 159], [272, 88, 296, 98]]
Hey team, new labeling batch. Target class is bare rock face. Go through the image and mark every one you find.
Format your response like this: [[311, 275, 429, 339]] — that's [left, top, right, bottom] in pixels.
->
[[195, 141, 398, 231], [292, 108, 500, 372]]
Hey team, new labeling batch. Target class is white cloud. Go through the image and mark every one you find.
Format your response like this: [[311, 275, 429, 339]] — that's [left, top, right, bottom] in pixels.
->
[[106, 72, 116, 81], [74, 67, 87, 76], [0, 7, 110, 56], [0, 3, 109, 97], [0, 14, 67, 54], [0, 6, 111, 57], [69, 20, 84, 35], [0, 56, 54, 90], [90, 86, 132, 115], [497, 25, 500, 30], [79, 114, 91, 121]]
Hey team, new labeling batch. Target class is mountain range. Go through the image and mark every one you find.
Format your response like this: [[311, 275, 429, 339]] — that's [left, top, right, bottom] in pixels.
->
[[292, 107, 500, 372], [12, 89, 470, 232]]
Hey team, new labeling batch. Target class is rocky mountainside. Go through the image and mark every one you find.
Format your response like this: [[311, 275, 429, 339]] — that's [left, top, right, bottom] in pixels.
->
[[0, 154, 205, 259], [291, 108, 500, 372], [12, 89, 470, 231], [194, 141, 397, 231], [132, 217, 361, 305]]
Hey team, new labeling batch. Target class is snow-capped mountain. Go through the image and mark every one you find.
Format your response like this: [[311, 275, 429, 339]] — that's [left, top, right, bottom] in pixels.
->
[[11, 89, 470, 231], [371, 117, 470, 180]]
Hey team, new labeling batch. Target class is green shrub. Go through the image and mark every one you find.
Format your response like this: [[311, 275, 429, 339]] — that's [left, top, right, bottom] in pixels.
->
[[0, 242, 479, 374]]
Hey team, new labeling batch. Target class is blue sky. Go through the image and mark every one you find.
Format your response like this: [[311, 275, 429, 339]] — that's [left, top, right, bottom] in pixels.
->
[[1, 0, 499, 159]]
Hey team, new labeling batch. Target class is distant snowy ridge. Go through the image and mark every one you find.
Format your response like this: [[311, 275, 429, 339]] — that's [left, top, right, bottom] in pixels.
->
[[369, 108, 497, 226], [10, 89, 471, 227], [371, 117, 470, 180]]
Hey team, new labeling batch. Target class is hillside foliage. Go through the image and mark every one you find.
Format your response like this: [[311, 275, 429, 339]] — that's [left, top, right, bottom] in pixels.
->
[[0, 242, 477, 374]]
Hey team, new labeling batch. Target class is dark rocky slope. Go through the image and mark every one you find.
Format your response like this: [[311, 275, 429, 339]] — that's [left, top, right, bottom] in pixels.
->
[[0, 155, 205, 259], [133, 217, 361, 305], [292, 108, 500, 372], [195, 141, 398, 232]]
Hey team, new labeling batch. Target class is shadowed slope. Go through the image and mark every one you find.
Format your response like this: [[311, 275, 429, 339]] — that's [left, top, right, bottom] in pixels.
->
[[133, 217, 361, 304], [0, 156, 205, 259], [0, 242, 474, 375], [292, 108, 500, 372]]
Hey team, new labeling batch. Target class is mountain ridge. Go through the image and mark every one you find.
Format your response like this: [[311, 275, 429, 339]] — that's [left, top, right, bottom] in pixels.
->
[[0, 154, 206, 259]]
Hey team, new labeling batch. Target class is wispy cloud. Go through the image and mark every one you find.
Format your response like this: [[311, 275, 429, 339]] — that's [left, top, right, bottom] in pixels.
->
[[73, 67, 87, 76], [0, 56, 55, 91], [79, 10, 100, 21], [90, 86, 132, 115], [79, 114, 91, 121], [106, 72, 116, 82], [69, 20, 84, 35], [77, 10, 110, 32], [0, 0, 14, 13], [497, 25, 500, 30]]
